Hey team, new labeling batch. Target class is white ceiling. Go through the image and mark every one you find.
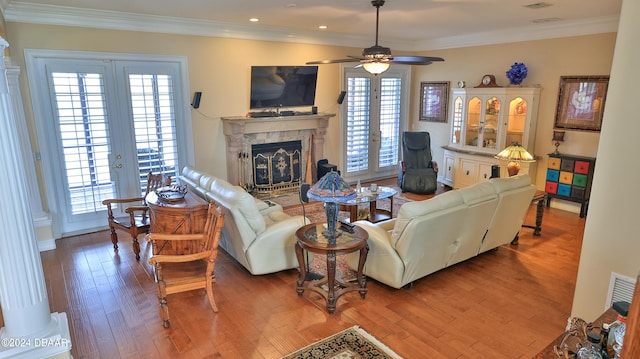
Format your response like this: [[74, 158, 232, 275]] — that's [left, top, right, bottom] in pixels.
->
[[1, 0, 622, 51]]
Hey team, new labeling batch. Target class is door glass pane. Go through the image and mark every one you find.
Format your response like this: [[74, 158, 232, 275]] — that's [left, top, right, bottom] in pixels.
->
[[345, 77, 371, 173], [379, 78, 401, 168], [128, 74, 178, 194], [484, 97, 500, 149], [466, 97, 481, 147], [51, 72, 114, 215], [452, 96, 463, 144], [507, 97, 526, 146]]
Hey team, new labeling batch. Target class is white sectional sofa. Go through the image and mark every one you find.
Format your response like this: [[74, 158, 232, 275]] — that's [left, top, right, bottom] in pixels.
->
[[345, 174, 535, 289], [178, 166, 307, 275]]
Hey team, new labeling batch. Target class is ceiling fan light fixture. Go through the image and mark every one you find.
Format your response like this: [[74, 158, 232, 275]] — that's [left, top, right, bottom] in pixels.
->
[[362, 45, 392, 58], [363, 61, 390, 75]]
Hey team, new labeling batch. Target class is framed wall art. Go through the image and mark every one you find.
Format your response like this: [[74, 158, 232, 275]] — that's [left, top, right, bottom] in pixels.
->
[[419, 81, 449, 122], [554, 76, 609, 132]]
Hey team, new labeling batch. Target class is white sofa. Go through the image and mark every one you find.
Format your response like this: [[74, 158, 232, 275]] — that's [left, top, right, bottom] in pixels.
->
[[346, 174, 535, 289], [178, 166, 307, 275]]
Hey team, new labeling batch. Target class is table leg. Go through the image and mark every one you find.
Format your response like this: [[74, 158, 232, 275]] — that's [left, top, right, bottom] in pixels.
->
[[357, 244, 369, 299], [534, 197, 544, 236], [369, 201, 376, 222], [295, 243, 306, 296], [326, 251, 337, 314]]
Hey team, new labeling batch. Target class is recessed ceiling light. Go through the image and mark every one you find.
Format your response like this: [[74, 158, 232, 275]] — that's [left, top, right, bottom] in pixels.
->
[[318, 25, 328, 30], [286, 3, 297, 8], [249, 18, 259, 22], [524, 2, 553, 10]]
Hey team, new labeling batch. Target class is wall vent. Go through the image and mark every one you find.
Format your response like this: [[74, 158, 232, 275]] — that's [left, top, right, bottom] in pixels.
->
[[524, 2, 553, 10], [605, 272, 636, 311]]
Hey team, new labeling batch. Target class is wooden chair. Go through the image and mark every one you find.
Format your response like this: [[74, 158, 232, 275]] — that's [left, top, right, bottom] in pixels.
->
[[102, 171, 171, 260], [146, 203, 225, 328]]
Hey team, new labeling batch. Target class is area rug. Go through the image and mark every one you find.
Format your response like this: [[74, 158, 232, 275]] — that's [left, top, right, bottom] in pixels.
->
[[281, 325, 403, 359]]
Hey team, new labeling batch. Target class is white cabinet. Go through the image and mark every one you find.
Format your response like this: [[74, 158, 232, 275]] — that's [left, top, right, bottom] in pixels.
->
[[444, 87, 541, 188], [442, 152, 456, 187]]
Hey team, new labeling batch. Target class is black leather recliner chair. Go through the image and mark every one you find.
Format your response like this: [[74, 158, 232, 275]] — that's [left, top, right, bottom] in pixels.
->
[[398, 131, 438, 194]]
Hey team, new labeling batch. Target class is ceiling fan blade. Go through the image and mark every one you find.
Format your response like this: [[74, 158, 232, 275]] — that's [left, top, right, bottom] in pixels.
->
[[306, 1, 445, 69], [306, 58, 362, 65], [391, 56, 445, 65]]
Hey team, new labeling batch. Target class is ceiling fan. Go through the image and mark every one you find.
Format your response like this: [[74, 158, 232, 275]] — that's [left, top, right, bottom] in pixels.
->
[[307, 0, 444, 75]]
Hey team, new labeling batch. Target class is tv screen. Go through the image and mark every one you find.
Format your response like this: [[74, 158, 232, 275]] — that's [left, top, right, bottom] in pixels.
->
[[250, 66, 318, 109]]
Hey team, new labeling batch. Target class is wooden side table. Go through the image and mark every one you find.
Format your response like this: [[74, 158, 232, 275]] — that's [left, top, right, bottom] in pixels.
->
[[146, 191, 208, 255], [339, 185, 397, 223], [512, 190, 546, 244], [295, 223, 369, 314]]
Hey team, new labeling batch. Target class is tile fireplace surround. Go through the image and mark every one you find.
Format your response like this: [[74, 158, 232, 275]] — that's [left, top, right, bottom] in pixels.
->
[[221, 113, 335, 187]]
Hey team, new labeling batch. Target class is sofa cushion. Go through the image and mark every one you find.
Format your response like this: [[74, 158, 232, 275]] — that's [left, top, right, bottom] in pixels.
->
[[391, 190, 464, 246], [489, 173, 531, 193], [181, 166, 202, 184], [208, 178, 266, 235], [457, 181, 497, 205], [199, 174, 215, 190]]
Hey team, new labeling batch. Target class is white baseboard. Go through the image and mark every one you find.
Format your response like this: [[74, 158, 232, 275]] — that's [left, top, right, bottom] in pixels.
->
[[38, 238, 57, 252]]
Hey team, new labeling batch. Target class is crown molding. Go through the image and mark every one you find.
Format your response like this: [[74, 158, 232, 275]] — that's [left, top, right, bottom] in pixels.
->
[[3, 2, 620, 52], [419, 15, 620, 51], [2, 2, 375, 49]]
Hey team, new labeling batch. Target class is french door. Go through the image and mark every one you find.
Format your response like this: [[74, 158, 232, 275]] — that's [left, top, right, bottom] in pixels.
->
[[341, 66, 410, 183], [25, 51, 193, 237]]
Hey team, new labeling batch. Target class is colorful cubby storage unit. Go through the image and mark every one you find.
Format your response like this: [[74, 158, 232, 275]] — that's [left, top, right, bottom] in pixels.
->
[[545, 153, 596, 217]]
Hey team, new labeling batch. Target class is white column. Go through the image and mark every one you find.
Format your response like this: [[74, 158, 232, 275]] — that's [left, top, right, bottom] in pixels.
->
[[0, 38, 71, 359], [4, 56, 55, 252]]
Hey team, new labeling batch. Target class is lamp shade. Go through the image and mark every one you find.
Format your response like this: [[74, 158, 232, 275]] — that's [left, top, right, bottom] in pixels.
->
[[494, 143, 535, 162], [552, 130, 565, 142], [494, 143, 535, 177], [307, 171, 356, 203], [307, 171, 356, 240]]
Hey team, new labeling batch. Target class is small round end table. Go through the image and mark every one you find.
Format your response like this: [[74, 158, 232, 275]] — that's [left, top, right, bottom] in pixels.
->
[[294, 223, 369, 314]]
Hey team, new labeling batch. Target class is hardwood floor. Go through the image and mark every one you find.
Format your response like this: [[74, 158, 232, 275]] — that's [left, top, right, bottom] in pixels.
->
[[25, 189, 585, 358]]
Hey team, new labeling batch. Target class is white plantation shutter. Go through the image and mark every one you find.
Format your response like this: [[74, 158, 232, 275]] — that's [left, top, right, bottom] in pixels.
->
[[346, 77, 371, 172], [51, 72, 115, 215], [343, 68, 406, 181], [128, 74, 179, 194], [379, 78, 401, 168]]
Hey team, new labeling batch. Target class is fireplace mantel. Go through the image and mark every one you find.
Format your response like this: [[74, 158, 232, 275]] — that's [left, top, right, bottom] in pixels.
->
[[221, 113, 335, 186]]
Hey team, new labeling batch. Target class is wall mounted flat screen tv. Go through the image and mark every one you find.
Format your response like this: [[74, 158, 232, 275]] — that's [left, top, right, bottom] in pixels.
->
[[250, 66, 318, 109]]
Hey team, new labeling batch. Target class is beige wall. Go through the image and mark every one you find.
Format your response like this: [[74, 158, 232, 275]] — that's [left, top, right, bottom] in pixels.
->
[[409, 34, 615, 195], [571, 0, 640, 321]]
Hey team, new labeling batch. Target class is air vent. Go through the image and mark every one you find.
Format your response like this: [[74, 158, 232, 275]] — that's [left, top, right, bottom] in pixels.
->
[[531, 17, 562, 24], [605, 272, 636, 311], [524, 2, 553, 10]]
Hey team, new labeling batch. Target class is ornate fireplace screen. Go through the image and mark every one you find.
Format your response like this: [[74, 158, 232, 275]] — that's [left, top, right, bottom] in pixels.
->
[[251, 140, 302, 198]]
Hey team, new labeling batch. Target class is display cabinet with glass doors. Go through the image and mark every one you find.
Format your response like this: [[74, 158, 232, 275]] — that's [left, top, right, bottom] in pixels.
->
[[442, 87, 541, 188]]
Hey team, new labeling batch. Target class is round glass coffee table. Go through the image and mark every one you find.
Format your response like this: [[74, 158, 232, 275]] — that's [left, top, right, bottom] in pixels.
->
[[294, 222, 369, 314], [339, 185, 397, 223]]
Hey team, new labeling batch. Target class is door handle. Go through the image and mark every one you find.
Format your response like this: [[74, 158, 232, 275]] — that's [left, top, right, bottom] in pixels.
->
[[113, 163, 123, 169]]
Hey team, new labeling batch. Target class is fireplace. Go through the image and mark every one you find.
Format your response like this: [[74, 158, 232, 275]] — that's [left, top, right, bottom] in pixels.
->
[[251, 140, 302, 197], [221, 113, 335, 197]]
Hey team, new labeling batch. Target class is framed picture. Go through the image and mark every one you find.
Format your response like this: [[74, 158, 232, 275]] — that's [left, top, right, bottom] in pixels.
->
[[419, 81, 449, 122], [554, 76, 609, 132]]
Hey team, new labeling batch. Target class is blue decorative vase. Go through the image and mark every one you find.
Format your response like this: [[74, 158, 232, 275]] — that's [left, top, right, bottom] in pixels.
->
[[506, 62, 528, 85]]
